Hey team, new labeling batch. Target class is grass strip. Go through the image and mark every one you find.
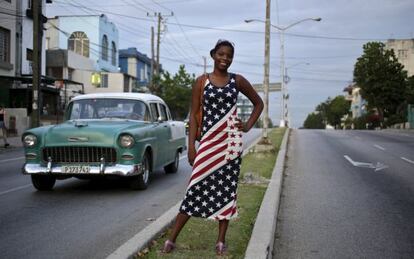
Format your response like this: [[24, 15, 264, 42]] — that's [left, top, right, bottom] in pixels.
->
[[136, 128, 286, 258]]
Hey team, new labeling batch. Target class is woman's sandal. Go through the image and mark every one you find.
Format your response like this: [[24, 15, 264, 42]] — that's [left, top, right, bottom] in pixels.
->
[[215, 242, 227, 256], [162, 240, 176, 253]]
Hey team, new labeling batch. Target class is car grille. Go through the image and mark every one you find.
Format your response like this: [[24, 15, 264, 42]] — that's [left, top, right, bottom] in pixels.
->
[[42, 147, 117, 164]]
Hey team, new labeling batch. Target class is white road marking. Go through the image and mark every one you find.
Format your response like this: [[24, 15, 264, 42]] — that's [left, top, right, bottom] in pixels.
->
[[344, 155, 388, 172], [401, 157, 414, 165], [373, 144, 385, 151], [0, 184, 31, 196], [0, 156, 25, 163]]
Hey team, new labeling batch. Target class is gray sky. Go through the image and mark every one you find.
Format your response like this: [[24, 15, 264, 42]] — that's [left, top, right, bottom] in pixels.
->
[[47, 0, 414, 127]]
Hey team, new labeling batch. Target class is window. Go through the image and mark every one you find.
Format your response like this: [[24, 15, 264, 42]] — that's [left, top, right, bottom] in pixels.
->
[[159, 104, 169, 121], [101, 35, 108, 61], [398, 49, 408, 59], [150, 103, 159, 121], [111, 41, 116, 66], [100, 74, 108, 88], [0, 27, 10, 63], [68, 31, 90, 57]]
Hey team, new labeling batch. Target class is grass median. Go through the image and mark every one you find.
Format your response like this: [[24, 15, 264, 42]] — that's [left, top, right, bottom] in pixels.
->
[[137, 128, 286, 258]]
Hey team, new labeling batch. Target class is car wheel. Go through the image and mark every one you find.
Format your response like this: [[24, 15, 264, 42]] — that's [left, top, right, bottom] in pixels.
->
[[31, 175, 56, 191], [129, 152, 151, 190], [164, 151, 179, 174]]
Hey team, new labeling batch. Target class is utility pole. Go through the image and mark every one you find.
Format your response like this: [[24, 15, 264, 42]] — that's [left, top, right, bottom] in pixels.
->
[[150, 26, 155, 92], [31, 0, 42, 128], [147, 12, 173, 88], [262, 0, 271, 142]]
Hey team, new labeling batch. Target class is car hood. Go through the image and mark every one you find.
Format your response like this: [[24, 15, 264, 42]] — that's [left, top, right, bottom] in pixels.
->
[[43, 120, 148, 146]]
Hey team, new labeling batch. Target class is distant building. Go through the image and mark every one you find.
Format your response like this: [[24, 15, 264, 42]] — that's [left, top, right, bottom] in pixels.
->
[[46, 14, 119, 72], [45, 14, 135, 98], [385, 39, 414, 76], [343, 83, 367, 119], [237, 95, 253, 122], [119, 47, 153, 91]]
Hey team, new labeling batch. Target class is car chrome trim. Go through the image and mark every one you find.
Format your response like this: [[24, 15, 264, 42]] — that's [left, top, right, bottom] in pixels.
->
[[23, 163, 142, 177]]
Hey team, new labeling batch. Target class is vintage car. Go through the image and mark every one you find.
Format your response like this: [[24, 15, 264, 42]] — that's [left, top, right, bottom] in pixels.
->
[[22, 93, 187, 191]]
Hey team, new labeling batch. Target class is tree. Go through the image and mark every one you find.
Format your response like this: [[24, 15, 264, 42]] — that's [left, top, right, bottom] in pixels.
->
[[158, 65, 195, 120], [354, 42, 407, 125], [326, 95, 350, 128], [407, 76, 414, 105], [303, 112, 325, 129]]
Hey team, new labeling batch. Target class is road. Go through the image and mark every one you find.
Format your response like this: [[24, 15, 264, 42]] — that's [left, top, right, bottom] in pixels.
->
[[274, 129, 414, 259], [0, 129, 261, 259]]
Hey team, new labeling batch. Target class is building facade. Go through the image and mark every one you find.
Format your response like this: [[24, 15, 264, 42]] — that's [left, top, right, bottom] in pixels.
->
[[119, 47, 152, 91], [0, 0, 53, 135], [46, 14, 119, 72], [385, 39, 414, 77]]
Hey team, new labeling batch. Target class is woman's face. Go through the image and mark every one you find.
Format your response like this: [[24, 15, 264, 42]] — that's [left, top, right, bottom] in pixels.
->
[[213, 45, 234, 71]]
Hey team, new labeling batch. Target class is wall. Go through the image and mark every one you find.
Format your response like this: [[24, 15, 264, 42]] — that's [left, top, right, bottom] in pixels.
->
[[386, 39, 414, 77], [5, 108, 29, 136], [0, 0, 17, 76]]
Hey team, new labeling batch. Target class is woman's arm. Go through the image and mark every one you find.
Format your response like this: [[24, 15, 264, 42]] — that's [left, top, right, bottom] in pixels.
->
[[235, 74, 264, 132]]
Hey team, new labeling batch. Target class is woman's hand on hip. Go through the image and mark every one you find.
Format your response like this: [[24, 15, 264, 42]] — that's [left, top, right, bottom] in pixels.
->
[[188, 145, 197, 166]]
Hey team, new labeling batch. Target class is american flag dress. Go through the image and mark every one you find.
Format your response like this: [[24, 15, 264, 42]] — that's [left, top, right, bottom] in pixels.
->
[[180, 73, 242, 220]]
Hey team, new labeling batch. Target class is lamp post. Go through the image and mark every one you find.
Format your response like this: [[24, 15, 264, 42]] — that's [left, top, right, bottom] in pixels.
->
[[284, 62, 310, 126], [245, 17, 321, 128]]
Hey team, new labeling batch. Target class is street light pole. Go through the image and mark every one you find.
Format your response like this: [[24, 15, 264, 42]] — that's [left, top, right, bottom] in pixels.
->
[[245, 17, 321, 128], [262, 0, 271, 141]]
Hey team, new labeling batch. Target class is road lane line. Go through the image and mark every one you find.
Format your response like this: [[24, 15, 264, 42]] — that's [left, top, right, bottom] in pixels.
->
[[401, 157, 414, 165], [374, 144, 386, 151], [0, 184, 31, 196], [0, 156, 25, 163]]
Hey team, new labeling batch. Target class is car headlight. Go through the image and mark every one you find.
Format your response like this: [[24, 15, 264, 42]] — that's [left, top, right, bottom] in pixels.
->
[[119, 134, 135, 148], [23, 134, 37, 147]]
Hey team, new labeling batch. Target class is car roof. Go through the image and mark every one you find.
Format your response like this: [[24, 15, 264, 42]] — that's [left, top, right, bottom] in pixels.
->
[[71, 93, 164, 103]]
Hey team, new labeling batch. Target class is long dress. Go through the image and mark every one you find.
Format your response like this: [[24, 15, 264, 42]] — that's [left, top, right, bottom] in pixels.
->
[[179, 73, 242, 220]]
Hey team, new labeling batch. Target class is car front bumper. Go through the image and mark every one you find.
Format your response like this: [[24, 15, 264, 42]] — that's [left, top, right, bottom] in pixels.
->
[[23, 163, 142, 177]]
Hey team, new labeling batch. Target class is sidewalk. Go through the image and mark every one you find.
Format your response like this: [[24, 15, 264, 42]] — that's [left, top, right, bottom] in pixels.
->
[[107, 129, 290, 259], [0, 136, 23, 153]]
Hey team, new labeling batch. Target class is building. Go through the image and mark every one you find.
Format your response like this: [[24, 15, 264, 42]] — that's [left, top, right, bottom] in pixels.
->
[[119, 47, 152, 91], [237, 95, 253, 122], [0, 0, 53, 135], [45, 14, 135, 96], [385, 39, 414, 76], [343, 83, 367, 119]]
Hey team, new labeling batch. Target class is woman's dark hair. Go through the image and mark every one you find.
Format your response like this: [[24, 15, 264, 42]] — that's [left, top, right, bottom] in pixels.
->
[[210, 39, 235, 58]]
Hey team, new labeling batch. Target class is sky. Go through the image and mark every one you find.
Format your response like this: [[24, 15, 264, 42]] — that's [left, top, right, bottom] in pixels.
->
[[46, 0, 414, 128]]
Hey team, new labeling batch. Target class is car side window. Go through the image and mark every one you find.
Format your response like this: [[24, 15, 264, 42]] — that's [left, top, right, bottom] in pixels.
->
[[150, 103, 159, 122], [159, 104, 168, 121]]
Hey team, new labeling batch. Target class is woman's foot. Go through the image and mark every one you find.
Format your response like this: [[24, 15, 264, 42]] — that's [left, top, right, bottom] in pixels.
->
[[215, 242, 227, 256], [162, 240, 176, 253]]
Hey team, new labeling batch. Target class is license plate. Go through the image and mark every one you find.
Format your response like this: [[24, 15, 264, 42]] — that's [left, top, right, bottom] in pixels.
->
[[61, 165, 90, 174]]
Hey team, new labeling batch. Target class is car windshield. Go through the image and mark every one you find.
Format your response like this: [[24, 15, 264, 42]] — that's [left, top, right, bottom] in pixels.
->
[[67, 98, 150, 121]]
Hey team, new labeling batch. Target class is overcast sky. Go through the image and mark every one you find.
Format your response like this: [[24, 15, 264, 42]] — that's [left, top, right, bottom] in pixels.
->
[[47, 0, 414, 127]]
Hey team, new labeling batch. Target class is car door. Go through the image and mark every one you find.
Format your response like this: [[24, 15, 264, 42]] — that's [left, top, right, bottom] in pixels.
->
[[149, 102, 170, 167]]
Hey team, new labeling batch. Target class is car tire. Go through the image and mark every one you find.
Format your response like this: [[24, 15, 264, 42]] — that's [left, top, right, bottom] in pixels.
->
[[164, 151, 179, 174], [129, 152, 151, 190], [31, 175, 56, 191]]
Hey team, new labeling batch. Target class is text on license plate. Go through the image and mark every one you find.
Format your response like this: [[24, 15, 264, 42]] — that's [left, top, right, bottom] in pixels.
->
[[62, 165, 90, 174]]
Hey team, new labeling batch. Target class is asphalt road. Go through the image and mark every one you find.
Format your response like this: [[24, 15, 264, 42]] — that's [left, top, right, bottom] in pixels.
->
[[0, 129, 261, 259], [274, 129, 414, 259]]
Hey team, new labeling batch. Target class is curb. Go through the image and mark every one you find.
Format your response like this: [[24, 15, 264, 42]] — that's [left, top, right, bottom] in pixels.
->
[[244, 128, 290, 259], [106, 133, 264, 259]]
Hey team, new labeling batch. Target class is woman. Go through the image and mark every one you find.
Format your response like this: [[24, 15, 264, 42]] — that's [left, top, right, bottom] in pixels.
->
[[163, 39, 263, 255], [0, 105, 9, 148]]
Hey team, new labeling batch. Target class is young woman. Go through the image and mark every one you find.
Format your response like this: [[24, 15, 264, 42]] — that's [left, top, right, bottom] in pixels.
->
[[163, 39, 263, 255]]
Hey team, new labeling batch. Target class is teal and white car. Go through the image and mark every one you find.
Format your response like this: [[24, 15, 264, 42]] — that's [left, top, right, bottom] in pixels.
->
[[22, 93, 187, 191]]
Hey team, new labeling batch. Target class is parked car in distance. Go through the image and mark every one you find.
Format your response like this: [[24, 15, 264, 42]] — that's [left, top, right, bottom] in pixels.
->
[[22, 93, 186, 191]]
